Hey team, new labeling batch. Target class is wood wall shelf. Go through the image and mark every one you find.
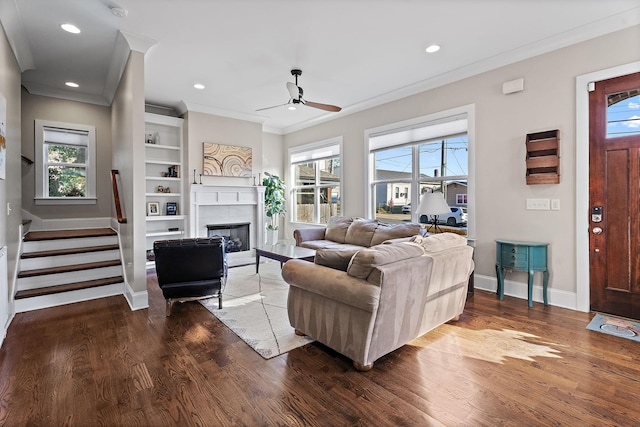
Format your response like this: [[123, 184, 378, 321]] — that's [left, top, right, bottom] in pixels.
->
[[526, 129, 560, 185]]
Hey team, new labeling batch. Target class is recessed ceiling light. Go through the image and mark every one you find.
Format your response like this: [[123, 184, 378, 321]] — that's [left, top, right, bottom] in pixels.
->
[[425, 44, 440, 53], [110, 6, 128, 18], [65, 82, 79, 88], [288, 105, 296, 111], [193, 83, 205, 90], [61, 24, 81, 34]]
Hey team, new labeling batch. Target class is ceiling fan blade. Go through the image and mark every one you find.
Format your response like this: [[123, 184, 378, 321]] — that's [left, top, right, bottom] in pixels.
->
[[256, 101, 291, 112], [303, 100, 342, 112], [287, 81, 300, 99]]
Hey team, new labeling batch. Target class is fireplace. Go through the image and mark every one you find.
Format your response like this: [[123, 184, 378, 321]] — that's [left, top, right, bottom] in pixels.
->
[[206, 223, 250, 253], [190, 185, 266, 251]]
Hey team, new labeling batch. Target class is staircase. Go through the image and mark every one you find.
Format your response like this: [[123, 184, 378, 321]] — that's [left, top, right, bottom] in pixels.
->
[[15, 228, 125, 312]]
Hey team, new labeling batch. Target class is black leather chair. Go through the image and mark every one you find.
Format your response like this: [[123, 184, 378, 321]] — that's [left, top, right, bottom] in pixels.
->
[[153, 237, 227, 316]]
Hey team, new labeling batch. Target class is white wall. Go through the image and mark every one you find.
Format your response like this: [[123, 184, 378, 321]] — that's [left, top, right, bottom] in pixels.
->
[[112, 50, 148, 309], [0, 22, 23, 342], [21, 90, 113, 220], [282, 25, 640, 308]]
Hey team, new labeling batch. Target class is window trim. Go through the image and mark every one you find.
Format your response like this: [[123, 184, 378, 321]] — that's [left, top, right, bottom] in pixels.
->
[[288, 136, 343, 226], [34, 119, 97, 205], [364, 104, 475, 239]]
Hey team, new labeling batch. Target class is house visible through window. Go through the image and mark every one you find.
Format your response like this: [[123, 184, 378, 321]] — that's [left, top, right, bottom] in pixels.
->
[[289, 137, 342, 224], [35, 120, 96, 205], [367, 109, 471, 235]]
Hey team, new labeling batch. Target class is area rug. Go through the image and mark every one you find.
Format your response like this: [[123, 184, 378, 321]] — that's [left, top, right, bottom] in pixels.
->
[[587, 313, 640, 342], [199, 261, 314, 359]]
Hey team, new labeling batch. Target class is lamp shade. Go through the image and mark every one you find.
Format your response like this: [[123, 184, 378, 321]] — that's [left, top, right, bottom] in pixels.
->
[[415, 192, 450, 216]]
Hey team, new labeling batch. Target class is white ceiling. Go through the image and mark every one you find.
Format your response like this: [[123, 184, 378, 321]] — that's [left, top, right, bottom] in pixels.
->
[[3, 0, 640, 134]]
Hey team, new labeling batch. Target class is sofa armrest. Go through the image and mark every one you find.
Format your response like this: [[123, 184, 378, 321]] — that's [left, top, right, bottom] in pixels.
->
[[282, 259, 381, 313], [293, 227, 327, 246]]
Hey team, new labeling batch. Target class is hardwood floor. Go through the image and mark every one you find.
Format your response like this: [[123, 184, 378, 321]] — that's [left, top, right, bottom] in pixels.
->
[[1, 271, 639, 426]]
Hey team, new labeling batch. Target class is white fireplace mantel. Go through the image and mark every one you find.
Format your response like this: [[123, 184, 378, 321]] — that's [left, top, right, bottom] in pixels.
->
[[190, 185, 266, 248]]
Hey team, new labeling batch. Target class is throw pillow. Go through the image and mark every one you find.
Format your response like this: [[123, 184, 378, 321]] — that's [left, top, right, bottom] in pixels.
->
[[347, 242, 425, 279], [345, 219, 378, 247], [411, 233, 467, 252], [370, 222, 421, 246], [314, 247, 361, 271], [324, 216, 354, 244]]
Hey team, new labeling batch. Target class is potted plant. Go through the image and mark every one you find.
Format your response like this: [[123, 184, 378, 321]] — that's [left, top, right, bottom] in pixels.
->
[[262, 172, 286, 245]]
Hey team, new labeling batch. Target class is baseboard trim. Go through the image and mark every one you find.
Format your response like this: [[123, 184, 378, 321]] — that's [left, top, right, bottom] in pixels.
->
[[474, 273, 579, 311], [14, 283, 124, 313], [124, 282, 149, 311]]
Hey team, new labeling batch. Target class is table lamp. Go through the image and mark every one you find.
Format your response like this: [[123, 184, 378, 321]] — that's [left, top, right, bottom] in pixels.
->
[[415, 192, 450, 233]]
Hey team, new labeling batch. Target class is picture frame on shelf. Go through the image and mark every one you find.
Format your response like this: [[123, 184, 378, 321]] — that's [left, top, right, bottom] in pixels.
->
[[166, 202, 178, 215], [147, 201, 160, 216]]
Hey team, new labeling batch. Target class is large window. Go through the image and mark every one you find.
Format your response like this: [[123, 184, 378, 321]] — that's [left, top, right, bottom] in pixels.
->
[[35, 120, 96, 205], [368, 109, 471, 234], [289, 137, 342, 224]]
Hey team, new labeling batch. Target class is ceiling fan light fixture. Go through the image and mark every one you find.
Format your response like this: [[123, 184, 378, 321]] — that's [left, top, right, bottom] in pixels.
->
[[60, 24, 81, 34], [65, 81, 79, 88], [425, 44, 440, 53], [193, 83, 205, 90]]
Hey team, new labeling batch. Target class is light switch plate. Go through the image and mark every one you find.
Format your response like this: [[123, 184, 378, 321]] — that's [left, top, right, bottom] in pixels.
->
[[551, 199, 560, 210], [526, 198, 550, 210]]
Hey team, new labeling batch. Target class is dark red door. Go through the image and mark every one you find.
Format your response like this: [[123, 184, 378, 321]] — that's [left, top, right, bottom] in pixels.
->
[[589, 72, 640, 319]]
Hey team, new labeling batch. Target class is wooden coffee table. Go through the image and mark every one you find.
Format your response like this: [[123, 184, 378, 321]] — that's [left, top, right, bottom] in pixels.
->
[[255, 243, 316, 273]]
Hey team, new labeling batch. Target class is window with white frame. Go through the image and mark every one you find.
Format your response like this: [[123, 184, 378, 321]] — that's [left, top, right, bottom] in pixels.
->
[[368, 111, 470, 234], [35, 119, 96, 205], [289, 137, 342, 224]]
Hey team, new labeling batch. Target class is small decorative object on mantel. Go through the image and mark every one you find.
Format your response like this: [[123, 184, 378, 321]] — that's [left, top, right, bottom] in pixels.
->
[[526, 129, 560, 185], [193, 169, 198, 184]]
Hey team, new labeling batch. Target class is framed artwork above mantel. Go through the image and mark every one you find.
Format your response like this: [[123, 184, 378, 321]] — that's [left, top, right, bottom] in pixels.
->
[[203, 143, 252, 177]]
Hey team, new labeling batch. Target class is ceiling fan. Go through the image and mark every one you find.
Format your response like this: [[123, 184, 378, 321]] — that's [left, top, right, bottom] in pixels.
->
[[257, 69, 342, 113]]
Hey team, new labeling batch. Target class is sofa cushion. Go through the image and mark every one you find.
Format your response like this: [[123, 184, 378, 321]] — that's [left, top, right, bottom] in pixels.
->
[[370, 222, 421, 246], [347, 242, 425, 279], [411, 233, 467, 252], [345, 219, 378, 247], [314, 247, 362, 271], [300, 240, 364, 252], [324, 216, 354, 244]]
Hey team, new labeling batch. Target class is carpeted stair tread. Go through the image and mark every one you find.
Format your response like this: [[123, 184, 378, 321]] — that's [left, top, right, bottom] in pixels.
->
[[24, 228, 116, 242], [21, 244, 120, 259], [18, 259, 121, 278], [15, 276, 124, 299]]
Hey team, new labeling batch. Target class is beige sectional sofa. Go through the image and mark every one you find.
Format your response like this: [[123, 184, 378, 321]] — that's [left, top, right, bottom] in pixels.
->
[[283, 216, 474, 371]]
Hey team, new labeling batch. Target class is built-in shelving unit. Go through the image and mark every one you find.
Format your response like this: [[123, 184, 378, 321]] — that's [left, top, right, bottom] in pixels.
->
[[145, 113, 185, 268]]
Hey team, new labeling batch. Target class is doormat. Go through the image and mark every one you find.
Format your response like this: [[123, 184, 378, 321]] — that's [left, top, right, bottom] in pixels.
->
[[586, 313, 640, 342]]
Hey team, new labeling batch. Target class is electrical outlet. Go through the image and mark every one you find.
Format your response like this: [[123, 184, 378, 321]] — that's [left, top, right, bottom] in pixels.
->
[[551, 199, 560, 210], [526, 198, 550, 210]]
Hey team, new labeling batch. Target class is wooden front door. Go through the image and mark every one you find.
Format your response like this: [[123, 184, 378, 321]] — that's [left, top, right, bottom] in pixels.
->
[[589, 72, 640, 319]]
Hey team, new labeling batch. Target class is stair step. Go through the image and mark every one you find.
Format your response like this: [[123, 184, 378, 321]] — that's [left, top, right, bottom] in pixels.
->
[[17, 259, 121, 278], [24, 228, 116, 242], [21, 244, 120, 259], [15, 276, 124, 299]]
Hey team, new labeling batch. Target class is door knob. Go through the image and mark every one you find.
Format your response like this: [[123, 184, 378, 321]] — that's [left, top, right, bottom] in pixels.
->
[[592, 227, 603, 234]]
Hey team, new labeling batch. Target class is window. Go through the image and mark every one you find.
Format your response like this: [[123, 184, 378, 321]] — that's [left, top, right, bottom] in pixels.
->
[[606, 91, 640, 138], [35, 120, 96, 205], [289, 137, 342, 224], [367, 107, 472, 234]]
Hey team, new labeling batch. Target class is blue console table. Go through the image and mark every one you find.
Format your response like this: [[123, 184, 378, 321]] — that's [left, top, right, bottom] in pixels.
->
[[495, 239, 549, 308]]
